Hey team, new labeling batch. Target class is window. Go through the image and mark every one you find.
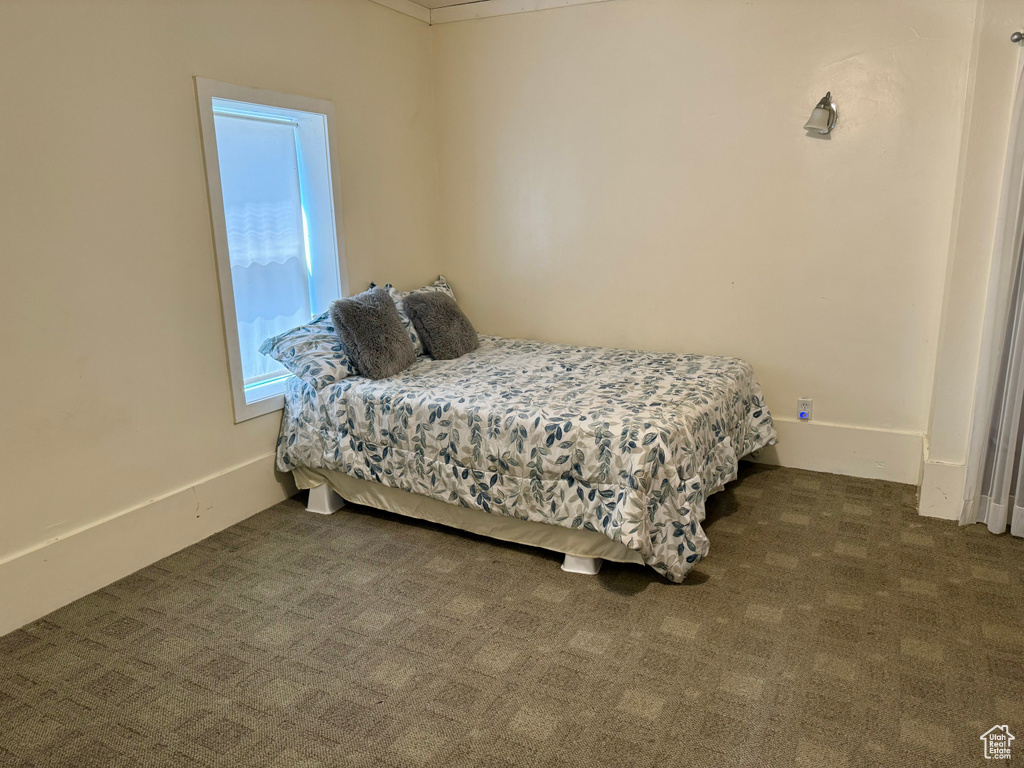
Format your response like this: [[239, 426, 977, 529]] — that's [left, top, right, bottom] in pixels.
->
[[195, 78, 346, 422]]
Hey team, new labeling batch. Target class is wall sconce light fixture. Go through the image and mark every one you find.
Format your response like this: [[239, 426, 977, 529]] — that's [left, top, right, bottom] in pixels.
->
[[804, 92, 838, 135]]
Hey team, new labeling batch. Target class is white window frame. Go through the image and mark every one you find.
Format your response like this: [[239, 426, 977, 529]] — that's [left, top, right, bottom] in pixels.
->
[[194, 77, 348, 423]]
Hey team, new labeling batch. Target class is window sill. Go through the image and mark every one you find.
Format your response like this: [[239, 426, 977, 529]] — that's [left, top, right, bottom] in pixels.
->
[[234, 375, 292, 423]]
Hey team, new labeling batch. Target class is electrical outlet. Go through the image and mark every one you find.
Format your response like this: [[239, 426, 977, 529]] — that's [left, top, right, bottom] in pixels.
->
[[798, 398, 813, 421]]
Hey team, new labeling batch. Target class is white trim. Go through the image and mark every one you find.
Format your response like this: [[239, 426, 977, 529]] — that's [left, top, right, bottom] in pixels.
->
[[236, 391, 286, 421], [750, 418, 924, 485], [0, 454, 296, 636], [238, 376, 291, 419], [430, 0, 614, 24], [194, 77, 348, 424], [366, 0, 431, 23], [365, 0, 614, 25], [918, 458, 966, 521]]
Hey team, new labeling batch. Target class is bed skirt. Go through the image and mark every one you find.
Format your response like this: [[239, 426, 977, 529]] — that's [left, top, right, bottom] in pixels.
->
[[291, 466, 647, 566]]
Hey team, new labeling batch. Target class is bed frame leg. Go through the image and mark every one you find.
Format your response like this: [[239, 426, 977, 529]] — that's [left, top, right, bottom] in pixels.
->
[[306, 484, 345, 515], [561, 554, 602, 576]]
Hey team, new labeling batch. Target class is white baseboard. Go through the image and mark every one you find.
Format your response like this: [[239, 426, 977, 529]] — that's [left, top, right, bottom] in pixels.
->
[[751, 418, 924, 485], [918, 460, 966, 520], [0, 453, 296, 637], [0, 419, 941, 636]]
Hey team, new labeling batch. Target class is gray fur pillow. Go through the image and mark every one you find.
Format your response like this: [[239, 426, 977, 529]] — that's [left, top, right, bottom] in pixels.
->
[[403, 292, 479, 360], [328, 287, 416, 379]]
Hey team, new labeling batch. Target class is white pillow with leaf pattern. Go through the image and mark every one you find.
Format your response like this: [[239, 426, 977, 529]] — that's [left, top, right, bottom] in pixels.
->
[[259, 312, 357, 389]]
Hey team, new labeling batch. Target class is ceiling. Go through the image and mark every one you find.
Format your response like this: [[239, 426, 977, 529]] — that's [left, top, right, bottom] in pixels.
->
[[405, 0, 484, 7], [372, 0, 612, 25]]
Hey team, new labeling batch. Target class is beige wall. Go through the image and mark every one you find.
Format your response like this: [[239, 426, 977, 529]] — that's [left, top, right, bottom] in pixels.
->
[[0, 0, 439, 567], [432, 0, 976, 478], [920, 0, 1023, 517]]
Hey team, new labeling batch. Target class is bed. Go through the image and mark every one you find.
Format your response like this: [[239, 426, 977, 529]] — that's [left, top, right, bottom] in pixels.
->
[[276, 335, 776, 582]]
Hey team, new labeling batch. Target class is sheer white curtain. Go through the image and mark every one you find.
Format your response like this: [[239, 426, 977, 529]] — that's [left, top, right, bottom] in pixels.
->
[[961, 56, 1024, 538], [214, 113, 311, 385]]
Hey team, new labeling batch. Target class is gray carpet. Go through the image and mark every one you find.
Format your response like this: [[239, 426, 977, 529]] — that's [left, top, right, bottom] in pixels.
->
[[2, 464, 1022, 767]]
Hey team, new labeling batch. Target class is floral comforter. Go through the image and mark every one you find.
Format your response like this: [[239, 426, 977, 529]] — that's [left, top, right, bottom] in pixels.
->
[[277, 336, 776, 582]]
